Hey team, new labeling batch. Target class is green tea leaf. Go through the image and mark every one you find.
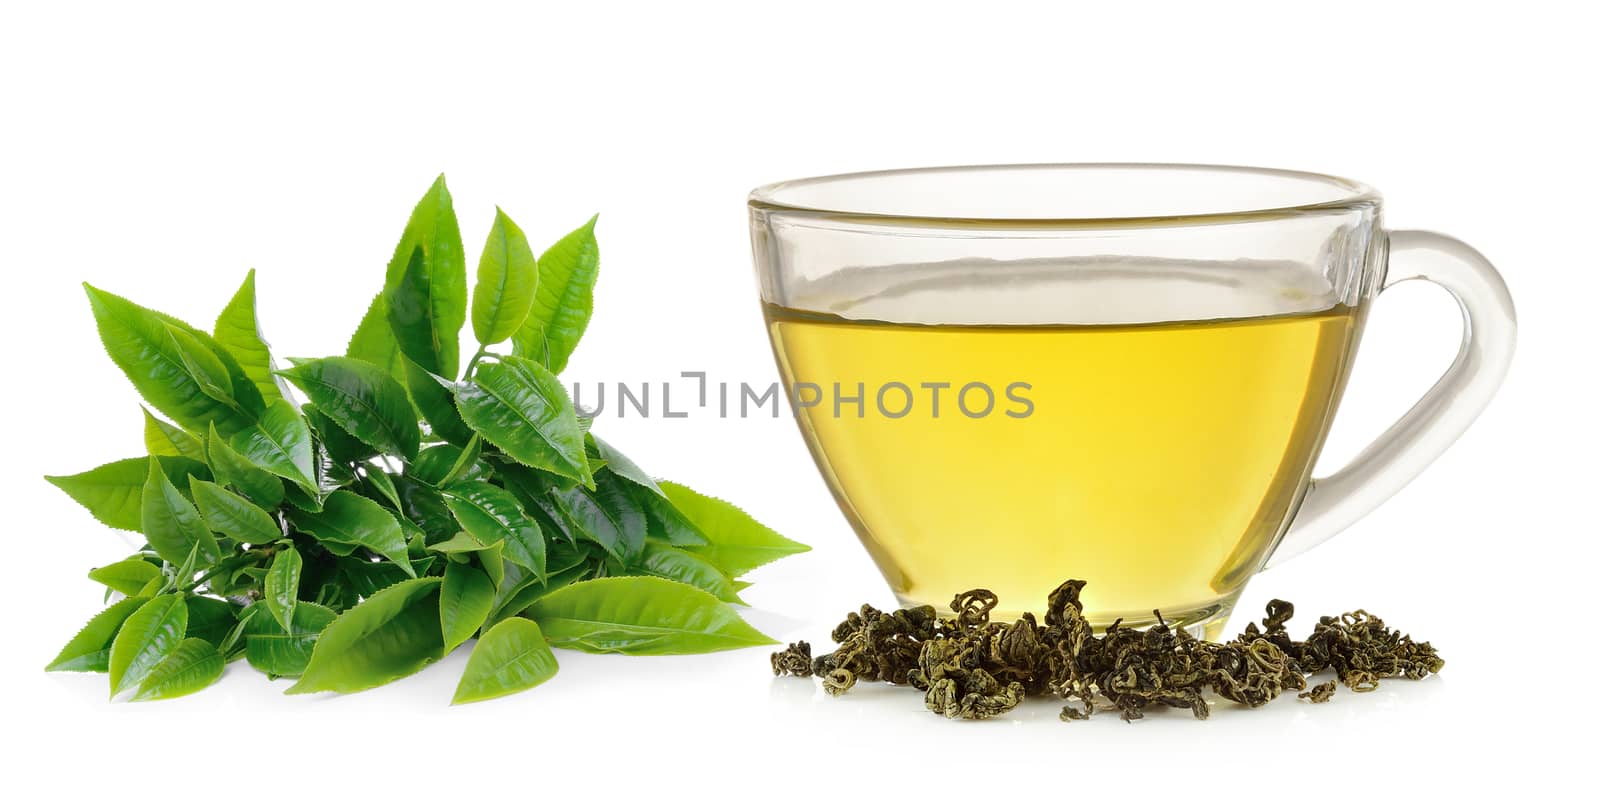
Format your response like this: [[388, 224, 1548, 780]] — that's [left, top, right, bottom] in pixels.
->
[[46, 596, 148, 672], [229, 400, 318, 495], [511, 215, 598, 373], [451, 355, 590, 485], [289, 491, 413, 574], [88, 558, 162, 597], [304, 403, 377, 465], [660, 481, 809, 577], [142, 459, 221, 566], [551, 469, 646, 564], [266, 545, 302, 631], [278, 356, 420, 462], [404, 358, 474, 446], [471, 208, 539, 345], [109, 594, 188, 696], [382, 175, 466, 378], [214, 269, 284, 404], [191, 479, 281, 544], [437, 433, 484, 486], [488, 548, 591, 627], [442, 481, 545, 580], [395, 476, 459, 545], [244, 600, 337, 677], [452, 617, 558, 705], [440, 562, 494, 652], [389, 246, 459, 379], [588, 433, 662, 497], [288, 577, 444, 694], [635, 541, 745, 604], [131, 637, 224, 701], [630, 480, 708, 547], [184, 596, 240, 646], [143, 408, 205, 461], [347, 292, 407, 382], [46, 456, 210, 533], [206, 424, 286, 507], [358, 462, 403, 510], [527, 576, 774, 655], [411, 442, 489, 486], [83, 284, 259, 435]]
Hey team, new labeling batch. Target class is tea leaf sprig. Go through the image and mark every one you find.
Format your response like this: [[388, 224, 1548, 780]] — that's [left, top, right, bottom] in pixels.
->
[[46, 175, 808, 704]]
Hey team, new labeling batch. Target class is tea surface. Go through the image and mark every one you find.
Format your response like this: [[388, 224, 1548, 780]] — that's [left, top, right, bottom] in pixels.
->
[[766, 272, 1357, 626]]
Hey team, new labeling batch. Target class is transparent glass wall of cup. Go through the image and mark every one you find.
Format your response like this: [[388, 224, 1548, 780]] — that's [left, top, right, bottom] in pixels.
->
[[749, 164, 1514, 638]]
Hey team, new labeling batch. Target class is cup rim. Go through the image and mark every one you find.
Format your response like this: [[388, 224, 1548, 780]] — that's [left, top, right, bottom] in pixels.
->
[[748, 162, 1381, 228]]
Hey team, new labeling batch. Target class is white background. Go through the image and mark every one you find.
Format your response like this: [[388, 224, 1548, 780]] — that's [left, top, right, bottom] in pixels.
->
[[2, 1, 1594, 786]]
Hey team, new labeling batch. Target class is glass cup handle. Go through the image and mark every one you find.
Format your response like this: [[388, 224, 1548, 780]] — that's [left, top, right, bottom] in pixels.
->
[[1265, 230, 1517, 567]]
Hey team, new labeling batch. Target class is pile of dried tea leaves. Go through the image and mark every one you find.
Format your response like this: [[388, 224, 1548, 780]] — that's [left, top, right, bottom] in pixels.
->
[[771, 580, 1443, 722]]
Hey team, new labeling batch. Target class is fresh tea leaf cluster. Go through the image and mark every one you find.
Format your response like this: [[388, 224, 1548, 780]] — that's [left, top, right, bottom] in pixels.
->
[[773, 579, 1443, 722], [46, 176, 808, 704]]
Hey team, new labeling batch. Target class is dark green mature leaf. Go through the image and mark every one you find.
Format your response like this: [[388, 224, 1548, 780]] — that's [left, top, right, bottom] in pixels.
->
[[660, 480, 809, 577], [88, 558, 162, 597], [46, 596, 149, 672], [192, 479, 281, 544], [109, 594, 188, 696], [229, 400, 318, 495], [184, 596, 241, 646], [451, 356, 590, 485], [511, 215, 598, 373], [635, 541, 745, 604], [304, 403, 377, 465], [411, 442, 489, 486], [132, 637, 224, 701], [497, 463, 584, 544], [552, 469, 646, 564], [588, 433, 662, 497], [244, 600, 337, 677], [347, 292, 407, 383], [142, 460, 221, 566], [288, 577, 445, 695], [394, 476, 459, 545], [404, 359, 474, 445], [206, 424, 286, 508], [629, 480, 708, 547], [46, 456, 210, 533], [289, 491, 413, 574], [358, 463, 403, 511], [527, 576, 774, 655], [471, 208, 539, 346], [278, 356, 420, 462], [452, 617, 558, 705], [143, 408, 205, 461], [442, 481, 545, 580], [83, 284, 259, 435], [441, 562, 494, 652], [488, 549, 591, 627], [340, 557, 417, 598], [213, 269, 285, 404], [266, 545, 302, 631], [383, 175, 466, 378]]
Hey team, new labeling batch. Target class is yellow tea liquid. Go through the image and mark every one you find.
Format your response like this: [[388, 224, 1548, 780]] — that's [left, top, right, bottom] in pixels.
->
[[766, 284, 1358, 627]]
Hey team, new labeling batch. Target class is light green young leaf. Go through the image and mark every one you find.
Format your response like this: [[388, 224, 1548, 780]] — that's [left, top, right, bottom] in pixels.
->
[[265, 545, 302, 631], [289, 491, 414, 574], [471, 208, 539, 345], [528, 576, 773, 655], [660, 480, 809, 577], [287, 577, 445, 695], [452, 617, 558, 705], [131, 637, 223, 701], [143, 408, 205, 461], [142, 459, 221, 567], [46, 596, 149, 672], [450, 355, 590, 486], [635, 541, 745, 604], [192, 478, 281, 544], [388, 246, 459, 379], [213, 269, 285, 404], [83, 284, 259, 435], [108, 594, 188, 697], [382, 175, 466, 378], [88, 558, 162, 597], [277, 356, 421, 462], [228, 400, 319, 495], [46, 456, 211, 533], [347, 292, 407, 382], [511, 215, 598, 374], [206, 424, 286, 507], [442, 481, 546, 580], [440, 562, 494, 653]]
